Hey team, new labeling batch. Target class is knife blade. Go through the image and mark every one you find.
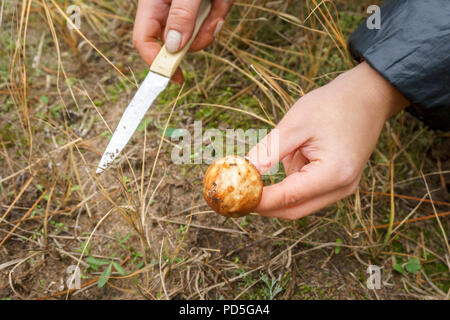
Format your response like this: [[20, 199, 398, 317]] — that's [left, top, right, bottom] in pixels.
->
[[96, 0, 211, 174]]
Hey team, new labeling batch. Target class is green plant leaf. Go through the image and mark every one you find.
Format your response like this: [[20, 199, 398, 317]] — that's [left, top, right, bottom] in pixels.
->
[[393, 263, 404, 274], [40, 96, 48, 104], [163, 127, 176, 138], [261, 274, 269, 287], [86, 257, 110, 268], [162, 127, 184, 138], [272, 284, 283, 299], [77, 241, 91, 255], [405, 258, 421, 275], [70, 185, 80, 192], [120, 233, 131, 244], [137, 118, 150, 132], [86, 257, 110, 271], [98, 263, 112, 288], [335, 238, 343, 254], [112, 262, 126, 276]]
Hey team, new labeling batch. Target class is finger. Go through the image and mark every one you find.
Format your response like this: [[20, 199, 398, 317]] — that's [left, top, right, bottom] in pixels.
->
[[255, 180, 359, 220], [283, 149, 308, 176], [247, 117, 306, 174], [189, 0, 233, 52], [133, 0, 170, 66], [281, 154, 293, 176], [281, 150, 297, 175], [172, 67, 184, 84], [164, 0, 203, 53], [255, 160, 359, 212]]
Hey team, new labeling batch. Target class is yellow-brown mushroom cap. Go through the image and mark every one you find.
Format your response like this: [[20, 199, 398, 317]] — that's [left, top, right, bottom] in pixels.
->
[[203, 155, 263, 218]]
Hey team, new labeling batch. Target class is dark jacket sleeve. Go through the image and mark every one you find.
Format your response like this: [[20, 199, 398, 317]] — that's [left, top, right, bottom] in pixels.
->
[[348, 0, 450, 131]]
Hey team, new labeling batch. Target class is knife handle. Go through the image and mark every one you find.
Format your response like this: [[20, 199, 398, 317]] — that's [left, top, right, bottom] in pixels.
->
[[150, 0, 212, 78]]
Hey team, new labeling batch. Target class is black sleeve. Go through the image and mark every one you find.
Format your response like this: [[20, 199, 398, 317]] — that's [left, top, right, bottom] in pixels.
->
[[348, 0, 450, 131]]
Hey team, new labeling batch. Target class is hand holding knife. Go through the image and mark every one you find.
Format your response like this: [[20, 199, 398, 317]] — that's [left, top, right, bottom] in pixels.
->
[[96, 0, 212, 173]]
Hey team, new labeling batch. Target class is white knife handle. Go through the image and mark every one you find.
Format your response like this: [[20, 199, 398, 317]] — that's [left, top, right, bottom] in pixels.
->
[[150, 0, 212, 78]]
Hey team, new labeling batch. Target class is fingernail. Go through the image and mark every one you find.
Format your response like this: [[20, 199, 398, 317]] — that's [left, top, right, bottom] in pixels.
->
[[166, 30, 181, 53], [213, 20, 224, 37]]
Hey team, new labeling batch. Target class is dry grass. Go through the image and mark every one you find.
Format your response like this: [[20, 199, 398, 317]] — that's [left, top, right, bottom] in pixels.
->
[[0, 0, 448, 300]]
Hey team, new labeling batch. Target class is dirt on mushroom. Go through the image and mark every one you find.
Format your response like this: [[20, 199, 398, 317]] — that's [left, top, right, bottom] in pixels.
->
[[203, 155, 263, 218]]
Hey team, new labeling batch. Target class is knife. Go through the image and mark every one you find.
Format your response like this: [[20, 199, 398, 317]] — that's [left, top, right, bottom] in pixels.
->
[[96, 0, 212, 174]]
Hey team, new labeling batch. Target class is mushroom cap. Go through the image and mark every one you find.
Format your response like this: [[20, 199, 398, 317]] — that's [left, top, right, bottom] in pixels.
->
[[203, 155, 263, 218]]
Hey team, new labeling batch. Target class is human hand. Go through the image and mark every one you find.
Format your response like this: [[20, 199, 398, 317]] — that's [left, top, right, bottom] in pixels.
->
[[133, 0, 233, 83], [247, 62, 410, 220]]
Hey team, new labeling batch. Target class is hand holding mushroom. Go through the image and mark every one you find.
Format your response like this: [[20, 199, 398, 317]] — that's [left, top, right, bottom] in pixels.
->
[[244, 62, 409, 220], [204, 62, 410, 220]]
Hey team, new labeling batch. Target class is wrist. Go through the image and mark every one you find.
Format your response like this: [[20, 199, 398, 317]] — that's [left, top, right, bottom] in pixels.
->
[[333, 62, 410, 125], [353, 62, 410, 121]]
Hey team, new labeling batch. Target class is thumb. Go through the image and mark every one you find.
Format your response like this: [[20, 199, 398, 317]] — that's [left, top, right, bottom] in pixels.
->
[[164, 0, 203, 53]]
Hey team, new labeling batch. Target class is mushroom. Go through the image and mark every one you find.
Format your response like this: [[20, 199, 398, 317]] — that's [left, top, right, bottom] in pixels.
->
[[203, 155, 263, 218]]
